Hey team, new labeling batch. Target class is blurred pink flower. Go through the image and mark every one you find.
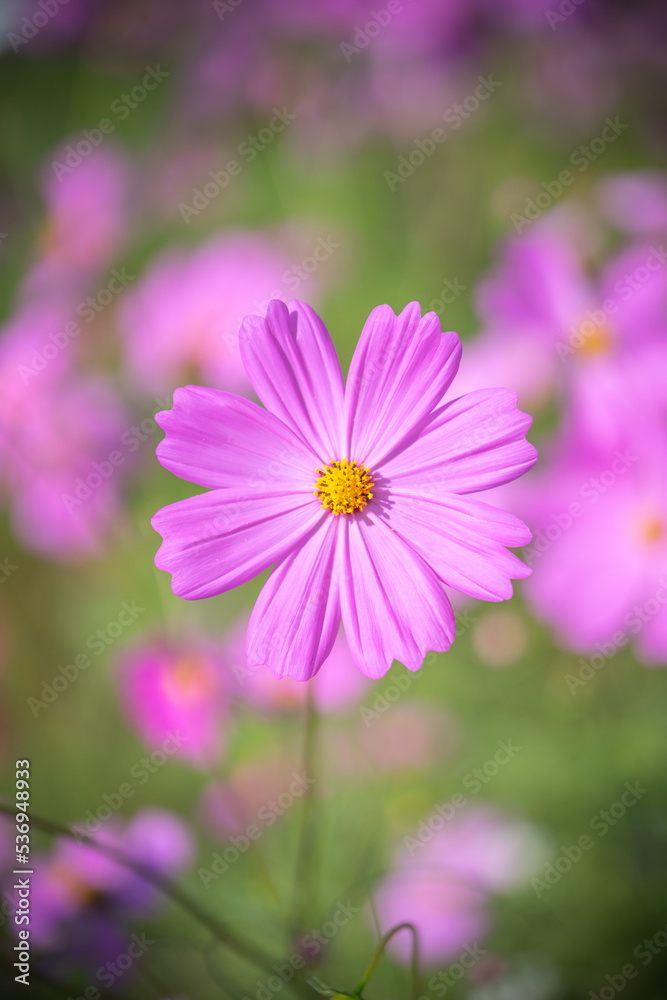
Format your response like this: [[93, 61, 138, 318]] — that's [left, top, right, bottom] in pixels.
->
[[200, 750, 306, 839], [25, 145, 131, 298], [226, 615, 370, 713], [376, 872, 488, 967], [359, 702, 456, 773], [0, 315, 129, 560], [116, 636, 233, 767], [375, 807, 543, 966], [597, 171, 667, 236], [14, 0, 100, 47], [461, 227, 593, 410], [523, 431, 667, 663], [466, 226, 667, 452], [118, 232, 294, 396], [25, 809, 193, 961]]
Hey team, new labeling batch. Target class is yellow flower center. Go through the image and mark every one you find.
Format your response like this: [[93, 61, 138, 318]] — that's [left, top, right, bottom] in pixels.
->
[[162, 655, 215, 702], [51, 862, 103, 906], [314, 459, 374, 516], [641, 517, 665, 545], [577, 321, 614, 357]]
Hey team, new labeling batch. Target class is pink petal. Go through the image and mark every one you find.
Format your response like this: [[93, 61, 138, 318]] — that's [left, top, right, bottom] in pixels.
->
[[382, 491, 532, 600], [240, 299, 345, 458], [156, 385, 318, 489], [152, 491, 322, 599], [247, 517, 340, 681], [344, 302, 461, 467], [525, 479, 646, 651], [339, 513, 455, 678], [380, 388, 537, 494]]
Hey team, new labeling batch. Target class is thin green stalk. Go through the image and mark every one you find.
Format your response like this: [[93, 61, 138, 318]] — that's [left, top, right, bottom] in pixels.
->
[[290, 684, 320, 939], [0, 803, 278, 976], [354, 922, 421, 1000]]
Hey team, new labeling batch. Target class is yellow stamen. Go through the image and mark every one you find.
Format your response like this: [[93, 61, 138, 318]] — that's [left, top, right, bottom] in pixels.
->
[[51, 862, 103, 906], [641, 517, 665, 545], [314, 458, 374, 516], [162, 655, 215, 701], [577, 322, 614, 356]]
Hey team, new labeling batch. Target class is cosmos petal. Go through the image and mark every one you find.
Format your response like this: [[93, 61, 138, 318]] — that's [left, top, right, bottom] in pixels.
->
[[381, 490, 532, 601], [152, 491, 322, 599], [156, 385, 318, 490], [240, 299, 345, 458], [380, 388, 537, 493], [339, 511, 455, 678], [247, 517, 341, 681], [344, 302, 461, 467]]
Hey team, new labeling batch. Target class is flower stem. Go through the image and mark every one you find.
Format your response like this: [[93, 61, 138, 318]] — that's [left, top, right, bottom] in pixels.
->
[[0, 802, 279, 976], [290, 684, 319, 939], [354, 922, 421, 1000]]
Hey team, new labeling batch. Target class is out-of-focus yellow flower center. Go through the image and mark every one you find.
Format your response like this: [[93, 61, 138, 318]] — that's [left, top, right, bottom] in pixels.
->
[[578, 322, 614, 356], [641, 517, 665, 545], [314, 459, 374, 516], [163, 655, 214, 701], [51, 862, 102, 906]]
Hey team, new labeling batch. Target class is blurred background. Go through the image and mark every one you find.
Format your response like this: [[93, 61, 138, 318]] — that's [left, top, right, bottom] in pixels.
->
[[1, 0, 667, 997]]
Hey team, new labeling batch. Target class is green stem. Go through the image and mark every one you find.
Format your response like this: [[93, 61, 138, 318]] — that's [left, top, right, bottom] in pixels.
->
[[0, 803, 278, 976], [354, 922, 420, 1000], [290, 685, 319, 938]]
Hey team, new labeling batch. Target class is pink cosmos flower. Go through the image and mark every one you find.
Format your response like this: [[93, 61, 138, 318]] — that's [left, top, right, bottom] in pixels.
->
[[464, 226, 667, 447], [118, 233, 295, 396], [0, 314, 129, 560], [115, 636, 233, 767], [152, 299, 536, 679], [375, 807, 544, 966], [225, 614, 370, 713], [597, 171, 667, 236], [523, 429, 667, 663], [25, 145, 130, 299], [200, 750, 306, 839], [24, 809, 193, 963]]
